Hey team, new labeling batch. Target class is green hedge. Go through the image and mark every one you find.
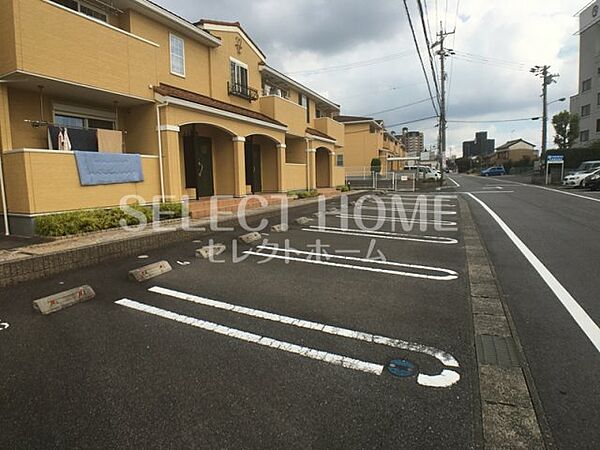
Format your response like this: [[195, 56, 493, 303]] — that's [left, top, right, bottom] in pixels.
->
[[36, 203, 184, 237], [546, 146, 600, 169]]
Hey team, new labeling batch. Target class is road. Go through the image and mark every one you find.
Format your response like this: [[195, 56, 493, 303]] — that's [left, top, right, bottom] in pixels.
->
[[0, 196, 478, 448], [452, 174, 600, 449]]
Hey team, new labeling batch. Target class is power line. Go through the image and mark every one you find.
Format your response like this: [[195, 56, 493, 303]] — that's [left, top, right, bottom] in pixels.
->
[[387, 115, 440, 128], [402, 0, 440, 116], [448, 117, 540, 124], [417, 0, 441, 107], [285, 51, 412, 76], [367, 97, 433, 116], [337, 81, 427, 101]]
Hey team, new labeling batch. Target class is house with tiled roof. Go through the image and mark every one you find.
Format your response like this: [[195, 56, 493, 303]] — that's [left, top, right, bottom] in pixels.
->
[[0, 0, 346, 235]]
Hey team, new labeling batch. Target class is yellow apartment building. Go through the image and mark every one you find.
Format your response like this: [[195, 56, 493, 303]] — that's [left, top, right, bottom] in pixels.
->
[[0, 0, 346, 235], [333, 115, 404, 174]]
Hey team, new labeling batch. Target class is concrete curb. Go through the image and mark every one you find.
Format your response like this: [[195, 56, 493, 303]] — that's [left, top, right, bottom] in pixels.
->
[[0, 192, 364, 288], [459, 196, 554, 449]]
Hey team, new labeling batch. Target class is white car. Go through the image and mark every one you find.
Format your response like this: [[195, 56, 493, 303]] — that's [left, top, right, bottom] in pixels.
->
[[563, 168, 600, 187], [406, 166, 441, 181]]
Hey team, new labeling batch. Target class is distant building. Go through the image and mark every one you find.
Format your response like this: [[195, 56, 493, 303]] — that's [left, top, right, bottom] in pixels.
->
[[570, 1, 600, 145], [462, 131, 495, 158], [491, 139, 537, 166], [401, 128, 425, 155]]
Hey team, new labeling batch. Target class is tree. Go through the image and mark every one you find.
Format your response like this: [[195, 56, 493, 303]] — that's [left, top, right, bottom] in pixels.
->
[[370, 158, 382, 174], [552, 110, 580, 151]]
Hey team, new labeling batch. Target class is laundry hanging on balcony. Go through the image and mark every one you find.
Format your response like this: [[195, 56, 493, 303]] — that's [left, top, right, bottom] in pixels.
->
[[73, 151, 144, 186], [48, 126, 98, 152]]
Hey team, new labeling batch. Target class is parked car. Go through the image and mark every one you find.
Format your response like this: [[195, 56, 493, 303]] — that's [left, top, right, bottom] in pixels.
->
[[563, 168, 600, 188], [480, 166, 506, 176], [405, 165, 442, 181], [566, 160, 600, 176], [582, 168, 600, 190]]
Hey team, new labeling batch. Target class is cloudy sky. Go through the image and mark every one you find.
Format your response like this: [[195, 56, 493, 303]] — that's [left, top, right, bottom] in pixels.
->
[[155, 0, 585, 157]]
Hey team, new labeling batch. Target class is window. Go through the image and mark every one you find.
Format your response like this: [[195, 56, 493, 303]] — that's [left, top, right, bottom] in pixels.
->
[[229, 58, 257, 100], [51, 0, 107, 22], [54, 104, 116, 130], [582, 104, 591, 117], [299, 93, 310, 123], [170, 34, 185, 77], [583, 78, 592, 92], [336, 154, 344, 167], [580, 130, 590, 142]]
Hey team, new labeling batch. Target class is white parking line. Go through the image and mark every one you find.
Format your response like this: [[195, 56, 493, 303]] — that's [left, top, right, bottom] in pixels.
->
[[458, 191, 515, 195], [302, 226, 458, 245], [245, 245, 459, 281], [338, 214, 458, 227], [356, 206, 457, 215], [148, 286, 460, 369], [468, 193, 600, 354], [116, 299, 384, 376]]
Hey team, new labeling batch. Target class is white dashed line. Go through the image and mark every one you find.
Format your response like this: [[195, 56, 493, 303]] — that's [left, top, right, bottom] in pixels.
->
[[468, 193, 600, 354], [302, 226, 458, 245]]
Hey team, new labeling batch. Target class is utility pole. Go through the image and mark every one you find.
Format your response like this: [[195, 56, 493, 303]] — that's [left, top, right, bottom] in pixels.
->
[[432, 22, 454, 182], [531, 65, 559, 163]]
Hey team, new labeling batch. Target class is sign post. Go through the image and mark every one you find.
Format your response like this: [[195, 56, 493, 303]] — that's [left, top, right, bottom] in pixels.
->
[[546, 154, 565, 185]]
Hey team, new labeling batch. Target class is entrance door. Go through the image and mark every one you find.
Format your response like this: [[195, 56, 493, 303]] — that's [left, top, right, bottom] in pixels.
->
[[245, 139, 262, 193], [184, 135, 214, 199]]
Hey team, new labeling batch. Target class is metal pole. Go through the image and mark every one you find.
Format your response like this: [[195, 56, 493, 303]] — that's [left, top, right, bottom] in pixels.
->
[[0, 152, 9, 235]]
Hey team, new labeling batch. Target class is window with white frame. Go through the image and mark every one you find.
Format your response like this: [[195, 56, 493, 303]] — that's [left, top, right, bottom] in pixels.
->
[[50, 0, 108, 22], [230, 59, 249, 95], [336, 154, 344, 167], [170, 34, 185, 77], [298, 93, 310, 123]]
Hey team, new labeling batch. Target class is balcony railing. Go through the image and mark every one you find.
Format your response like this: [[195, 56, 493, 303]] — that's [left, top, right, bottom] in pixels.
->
[[228, 82, 259, 101]]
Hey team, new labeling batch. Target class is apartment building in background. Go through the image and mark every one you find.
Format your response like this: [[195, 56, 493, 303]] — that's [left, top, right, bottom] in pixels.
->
[[570, 1, 600, 145], [462, 131, 495, 158], [0, 0, 346, 235], [333, 116, 405, 173], [400, 127, 424, 156]]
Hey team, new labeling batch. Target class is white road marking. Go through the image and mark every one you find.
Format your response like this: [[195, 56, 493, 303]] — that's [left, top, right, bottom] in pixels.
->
[[485, 177, 600, 204], [149, 286, 461, 369], [417, 370, 461, 388], [356, 206, 457, 215], [458, 191, 515, 195], [0, 321, 9, 331], [302, 226, 458, 245], [337, 214, 457, 227], [246, 245, 459, 281], [446, 176, 461, 187], [116, 299, 384, 376], [468, 193, 600, 354]]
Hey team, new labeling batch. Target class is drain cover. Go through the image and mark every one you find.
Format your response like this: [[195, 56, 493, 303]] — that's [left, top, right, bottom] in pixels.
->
[[387, 359, 418, 378]]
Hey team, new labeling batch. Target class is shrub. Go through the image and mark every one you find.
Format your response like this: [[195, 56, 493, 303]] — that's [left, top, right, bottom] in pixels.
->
[[336, 185, 350, 192], [371, 158, 382, 174], [35, 202, 185, 237], [296, 189, 319, 199]]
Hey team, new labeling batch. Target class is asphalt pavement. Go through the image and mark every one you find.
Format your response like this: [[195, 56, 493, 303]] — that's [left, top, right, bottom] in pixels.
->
[[0, 195, 478, 449], [453, 174, 600, 449]]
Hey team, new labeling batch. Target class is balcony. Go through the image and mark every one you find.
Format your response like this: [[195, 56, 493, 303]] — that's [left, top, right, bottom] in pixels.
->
[[313, 117, 345, 146], [5, 0, 159, 100], [259, 95, 307, 136], [229, 82, 259, 102]]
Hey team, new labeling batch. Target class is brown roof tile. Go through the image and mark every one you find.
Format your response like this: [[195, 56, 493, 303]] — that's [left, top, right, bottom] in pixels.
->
[[154, 84, 286, 128], [306, 127, 336, 141]]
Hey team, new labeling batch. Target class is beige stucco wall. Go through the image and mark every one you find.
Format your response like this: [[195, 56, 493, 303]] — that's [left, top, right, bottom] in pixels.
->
[[283, 164, 307, 191], [2, 150, 161, 214], [342, 123, 380, 170], [0, 0, 17, 77], [315, 148, 331, 188]]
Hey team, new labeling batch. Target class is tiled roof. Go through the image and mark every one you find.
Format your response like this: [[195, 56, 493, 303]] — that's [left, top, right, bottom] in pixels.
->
[[306, 127, 336, 141], [333, 115, 374, 123], [195, 19, 267, 60], [496, 139, 536, 150], [154, 84, 286, 127]]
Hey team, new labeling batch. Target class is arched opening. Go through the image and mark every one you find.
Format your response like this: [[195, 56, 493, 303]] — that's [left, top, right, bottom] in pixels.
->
[[315, 147, 331, 188], [180, 123, 235, 199], [245, 134, 281, 193]]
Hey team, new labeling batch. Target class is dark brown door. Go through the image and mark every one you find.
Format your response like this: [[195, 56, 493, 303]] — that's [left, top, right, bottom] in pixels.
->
[[245, 139, 262, 193], [184, 136, 214, 199]]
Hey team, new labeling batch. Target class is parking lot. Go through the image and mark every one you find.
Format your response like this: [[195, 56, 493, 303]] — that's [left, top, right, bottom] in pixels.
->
[[0, 193, 480, 448]]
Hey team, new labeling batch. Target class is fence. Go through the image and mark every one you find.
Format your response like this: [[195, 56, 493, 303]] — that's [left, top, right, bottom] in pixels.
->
[[345, 171, 418, 192]]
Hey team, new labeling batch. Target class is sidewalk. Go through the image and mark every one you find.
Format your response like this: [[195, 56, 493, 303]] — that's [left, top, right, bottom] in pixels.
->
[[0, 189, 353, 288]]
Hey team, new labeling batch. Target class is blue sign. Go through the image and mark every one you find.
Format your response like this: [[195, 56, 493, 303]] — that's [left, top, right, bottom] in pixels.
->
[[547, 155, 565, 163]]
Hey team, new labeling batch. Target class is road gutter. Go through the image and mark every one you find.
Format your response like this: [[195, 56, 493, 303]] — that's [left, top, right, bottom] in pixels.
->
[[459, 196, 554, 449]]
